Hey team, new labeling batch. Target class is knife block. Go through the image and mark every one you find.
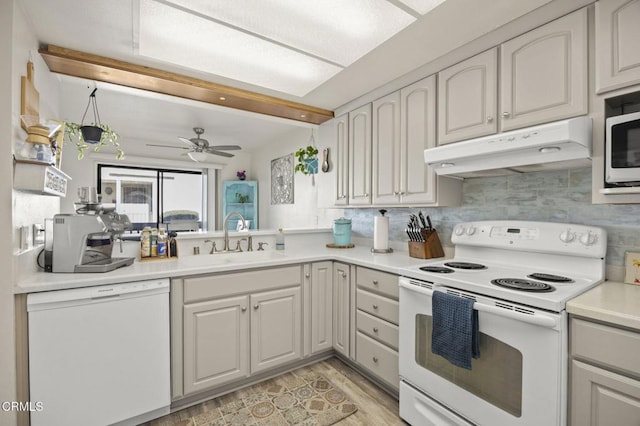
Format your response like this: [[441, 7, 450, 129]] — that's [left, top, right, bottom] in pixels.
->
[[408, 229, 445, 259]]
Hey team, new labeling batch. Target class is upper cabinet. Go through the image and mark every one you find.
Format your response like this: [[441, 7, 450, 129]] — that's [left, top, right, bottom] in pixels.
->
[[438, 48, 498, 145], [349, 104, 373, 206], [334, 113, 349, 206], [499, 8, 588, 131], [595, 0, 640, 93], [372, 91, 402, 205], [437, 8, 588, 144]]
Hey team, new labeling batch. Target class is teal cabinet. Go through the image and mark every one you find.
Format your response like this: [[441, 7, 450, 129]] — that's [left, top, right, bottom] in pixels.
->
[[223, 180, 258, 230]]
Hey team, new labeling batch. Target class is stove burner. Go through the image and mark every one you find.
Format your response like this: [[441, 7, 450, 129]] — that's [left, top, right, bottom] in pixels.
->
[[444, 262, 487, 270], [491, 278, 555, 292], [419, 266, 455, 274], [527, 273, 574, 283]]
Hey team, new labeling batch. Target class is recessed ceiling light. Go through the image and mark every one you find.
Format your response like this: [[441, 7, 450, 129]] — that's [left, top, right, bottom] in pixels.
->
[[219, 97, 226, 101], [300, 114, 306, 118]]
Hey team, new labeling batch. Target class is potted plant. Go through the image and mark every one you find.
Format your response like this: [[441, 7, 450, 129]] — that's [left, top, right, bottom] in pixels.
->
[[294, 145, 319, 175], [64, 122, 124, 160]]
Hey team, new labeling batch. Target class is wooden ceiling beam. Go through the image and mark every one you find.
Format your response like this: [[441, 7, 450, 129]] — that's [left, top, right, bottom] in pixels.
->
[[39, 45, 334, 125]]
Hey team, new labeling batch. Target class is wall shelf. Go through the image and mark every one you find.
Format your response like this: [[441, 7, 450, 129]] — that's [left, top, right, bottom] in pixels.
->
[[222, 180, 258, 230], [13, 158, 71, 197]]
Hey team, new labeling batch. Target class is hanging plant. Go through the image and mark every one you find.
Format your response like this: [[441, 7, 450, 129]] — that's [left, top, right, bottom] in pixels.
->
[[294, 145, 319, 175], [65, 87, 124, 159], [64, 122, 124, 160]]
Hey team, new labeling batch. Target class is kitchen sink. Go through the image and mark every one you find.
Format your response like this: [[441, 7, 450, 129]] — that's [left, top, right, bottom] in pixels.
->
[[180, 250, 286, 267]]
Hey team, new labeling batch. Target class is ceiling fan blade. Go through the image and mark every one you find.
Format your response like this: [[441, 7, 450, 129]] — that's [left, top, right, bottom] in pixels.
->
[[208, 145, 242, 151], [207, 149, 235, 158], [178, 137, 197, 146], [146, 143, 189, 150]]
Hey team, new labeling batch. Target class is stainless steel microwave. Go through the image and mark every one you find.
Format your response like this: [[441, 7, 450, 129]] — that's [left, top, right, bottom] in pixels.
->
[[606, 111, 640, 185]]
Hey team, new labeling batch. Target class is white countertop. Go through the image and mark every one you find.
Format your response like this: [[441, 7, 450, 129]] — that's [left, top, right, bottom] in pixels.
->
[[567, 281, 640, 331], [15, 242, 432, 294]]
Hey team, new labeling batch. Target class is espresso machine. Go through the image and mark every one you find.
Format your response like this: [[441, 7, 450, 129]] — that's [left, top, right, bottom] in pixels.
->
[[44, 212, 135, 273]]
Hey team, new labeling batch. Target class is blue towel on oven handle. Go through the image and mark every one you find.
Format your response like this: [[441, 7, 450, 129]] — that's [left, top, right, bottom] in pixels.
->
[[431, 290, 480, 370]]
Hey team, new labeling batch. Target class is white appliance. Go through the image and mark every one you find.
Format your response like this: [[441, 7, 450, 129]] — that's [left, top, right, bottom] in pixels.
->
[[605, 110, 640, 186], [399, 221, 606, 426], [28, 279, 171, 426], [424, 117, 592, 178]]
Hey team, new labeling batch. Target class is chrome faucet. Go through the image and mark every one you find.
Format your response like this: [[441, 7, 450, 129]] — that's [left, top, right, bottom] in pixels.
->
[[222, 212, 248, 252]]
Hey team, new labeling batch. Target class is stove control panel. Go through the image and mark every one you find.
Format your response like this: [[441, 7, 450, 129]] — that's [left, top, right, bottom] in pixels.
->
[[451, 221, 607, 258]]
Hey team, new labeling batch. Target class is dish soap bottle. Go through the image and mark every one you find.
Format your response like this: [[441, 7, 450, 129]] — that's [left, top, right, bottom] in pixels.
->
[[276, 228, 285, 250]]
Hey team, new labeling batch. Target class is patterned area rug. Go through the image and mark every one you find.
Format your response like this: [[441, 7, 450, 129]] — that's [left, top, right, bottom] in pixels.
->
[[191, 370, 358, 425]]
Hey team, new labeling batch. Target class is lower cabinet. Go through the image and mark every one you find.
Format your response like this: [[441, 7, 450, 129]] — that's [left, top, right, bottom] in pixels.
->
[[355, 266, 400, 390], [570, 317, 640, 425], [333, 262, 352, 358], [179, 266, 303, 397]]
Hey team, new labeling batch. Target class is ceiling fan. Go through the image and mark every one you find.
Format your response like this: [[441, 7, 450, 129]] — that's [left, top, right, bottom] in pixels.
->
[[147, 127, 241, 159]]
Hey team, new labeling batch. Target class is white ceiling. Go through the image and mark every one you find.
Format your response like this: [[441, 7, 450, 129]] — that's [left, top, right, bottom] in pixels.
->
[[18, 0, 565, 161]]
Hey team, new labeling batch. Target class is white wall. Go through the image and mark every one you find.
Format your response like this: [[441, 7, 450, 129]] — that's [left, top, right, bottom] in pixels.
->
[[251, 126, 343, 229]]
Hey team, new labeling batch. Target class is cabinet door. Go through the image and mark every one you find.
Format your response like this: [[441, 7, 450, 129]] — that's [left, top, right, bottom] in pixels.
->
[[500, 8, 588, 131], [310, 261, 333, 354], [348, 104, 372, 205], [334, 114, 349, 205], [250, 287, 302, 374], [596, 0, 640, 93], [333, 262, 351, 357], [183, 295, 249, 395], [372, 91, 401, 205], [571, 360, 640, 426], [438, 48, 498, 144], [399, 75, 437, 204]]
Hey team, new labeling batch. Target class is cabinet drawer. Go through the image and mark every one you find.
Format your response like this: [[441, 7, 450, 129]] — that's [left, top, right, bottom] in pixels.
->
[[357, 310, 398, 350], [356, 331, 399, 390], [357, 289, 399, 325], [183, 266, 302, 303], [356, 267, 398, 299], [571, 318, 640, 376]]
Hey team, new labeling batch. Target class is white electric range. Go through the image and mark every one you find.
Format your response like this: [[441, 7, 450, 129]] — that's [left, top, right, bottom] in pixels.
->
[[398, 220, 607, 426]]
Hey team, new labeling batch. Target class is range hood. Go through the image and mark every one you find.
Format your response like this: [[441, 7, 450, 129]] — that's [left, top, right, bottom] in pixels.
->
[[425, 116, 592, 178]]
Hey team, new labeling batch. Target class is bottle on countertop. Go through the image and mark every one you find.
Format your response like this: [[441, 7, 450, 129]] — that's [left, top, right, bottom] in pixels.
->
[[150, 227, 158, 257], [140, 227, 151, 258], [157, 228, 167, 257], [168, 231, 178, 257], [276, 227, 285, 250]]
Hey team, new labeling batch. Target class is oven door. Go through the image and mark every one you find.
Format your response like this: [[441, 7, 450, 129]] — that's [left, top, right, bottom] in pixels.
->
[[606, 111, 640, 184], [399, 277, 566, 426]]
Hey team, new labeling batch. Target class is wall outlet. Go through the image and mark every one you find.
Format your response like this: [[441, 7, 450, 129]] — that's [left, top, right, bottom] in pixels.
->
[[33, 223, 45, 245]]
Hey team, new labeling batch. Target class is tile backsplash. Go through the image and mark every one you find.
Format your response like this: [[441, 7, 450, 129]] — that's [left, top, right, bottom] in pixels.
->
[[345, 168, 640, 267]]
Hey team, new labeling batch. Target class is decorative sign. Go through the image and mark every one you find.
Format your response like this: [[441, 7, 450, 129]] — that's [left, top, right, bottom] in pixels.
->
[[271, 154, 294, 204]]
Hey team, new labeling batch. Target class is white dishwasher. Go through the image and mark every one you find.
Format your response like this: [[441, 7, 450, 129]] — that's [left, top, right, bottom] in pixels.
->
[[28, 278, 171, 426]]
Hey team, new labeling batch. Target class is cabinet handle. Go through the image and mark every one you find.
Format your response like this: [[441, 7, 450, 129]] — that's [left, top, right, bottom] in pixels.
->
[[241, 307, 247, 312], [373, 304, 379, 309], [486, 116, 493, 123], [373, 327, 379, 333], [305, 273, 310, 278], [342, 272, 347, 278], [502, 112, 510, 118], [373, 356, 379, 363], [338, 195, 347, 199], [254, 304, 259, 309], [372, 280, 378, 285]]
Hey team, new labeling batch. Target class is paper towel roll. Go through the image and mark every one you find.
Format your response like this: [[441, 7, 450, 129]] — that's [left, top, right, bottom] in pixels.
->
[[374, 216, 389, 250]]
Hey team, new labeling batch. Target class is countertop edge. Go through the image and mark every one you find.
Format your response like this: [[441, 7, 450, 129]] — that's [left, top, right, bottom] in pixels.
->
[[567, 280, 640, 331]]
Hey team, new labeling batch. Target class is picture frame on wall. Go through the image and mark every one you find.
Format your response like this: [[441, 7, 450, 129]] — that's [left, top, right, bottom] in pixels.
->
[[624, 251, 640, 285], [271, 154, 294, 205]]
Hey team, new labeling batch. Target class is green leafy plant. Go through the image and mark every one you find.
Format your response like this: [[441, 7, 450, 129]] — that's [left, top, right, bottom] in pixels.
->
[[236, 192, 250, 203], [294, 145, 319, 175], [64, 122, 124, 160]]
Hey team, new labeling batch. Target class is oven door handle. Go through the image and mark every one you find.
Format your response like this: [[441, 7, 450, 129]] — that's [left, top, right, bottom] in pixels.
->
[[400, 280, 559, 329]]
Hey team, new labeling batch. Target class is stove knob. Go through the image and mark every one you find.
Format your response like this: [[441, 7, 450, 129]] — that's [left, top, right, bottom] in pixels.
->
[[559, 230, 575, 243], [466, 226, 476, 236], [454, 226, 465, 236], [579, 231, 597, 246]]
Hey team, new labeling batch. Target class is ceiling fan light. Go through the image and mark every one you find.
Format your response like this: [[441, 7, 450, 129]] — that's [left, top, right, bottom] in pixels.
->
[[187, 151, 211, 162]]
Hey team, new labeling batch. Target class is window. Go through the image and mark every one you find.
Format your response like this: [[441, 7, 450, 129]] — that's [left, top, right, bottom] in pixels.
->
[[97, 164, 207, 232]]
